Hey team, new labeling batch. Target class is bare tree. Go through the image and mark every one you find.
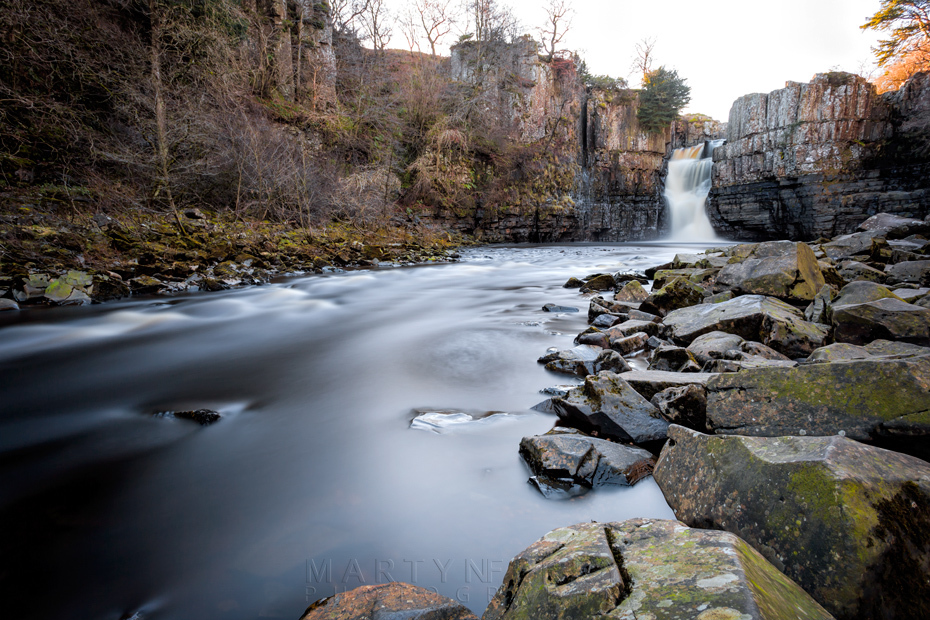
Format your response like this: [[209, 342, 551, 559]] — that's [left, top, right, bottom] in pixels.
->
[[331, 0, 370, 35], [538, 0, 573, 60], [360, 0, 392, 52], [463, 0, 518, 43], [416, 0, 458, 56], [631, 36, 656, 86], [399, 8, 422, 52]]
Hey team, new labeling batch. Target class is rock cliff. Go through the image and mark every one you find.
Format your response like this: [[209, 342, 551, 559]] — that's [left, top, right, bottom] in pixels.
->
[[433, 40, 725, 242], [709, 72, 930, 241]]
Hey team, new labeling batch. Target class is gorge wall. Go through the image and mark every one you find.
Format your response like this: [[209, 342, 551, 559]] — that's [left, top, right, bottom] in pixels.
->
[[429, 39, 725, 242], [708, 72, 930, 241]]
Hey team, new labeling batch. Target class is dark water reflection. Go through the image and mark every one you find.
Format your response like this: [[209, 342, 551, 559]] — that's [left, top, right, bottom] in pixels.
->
[[0, 243, 715, 620]]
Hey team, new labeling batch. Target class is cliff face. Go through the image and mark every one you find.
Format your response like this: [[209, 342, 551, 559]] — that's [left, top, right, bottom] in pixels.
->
[[439, 40, 725, 242], [708, 72, 930, 241]]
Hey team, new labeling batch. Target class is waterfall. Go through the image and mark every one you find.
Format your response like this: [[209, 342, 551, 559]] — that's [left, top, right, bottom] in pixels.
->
[[664, 140, 724, 241]]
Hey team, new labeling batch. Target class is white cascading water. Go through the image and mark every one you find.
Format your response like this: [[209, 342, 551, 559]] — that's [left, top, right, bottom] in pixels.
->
[[664, 139, 724, 241]]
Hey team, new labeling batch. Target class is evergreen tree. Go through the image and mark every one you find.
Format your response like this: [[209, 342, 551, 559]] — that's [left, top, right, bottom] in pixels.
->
[[636, 66, 690, 134]]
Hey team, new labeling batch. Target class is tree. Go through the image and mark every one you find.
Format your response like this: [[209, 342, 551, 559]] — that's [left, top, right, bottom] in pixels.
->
[[463, 0, 518, 43], [861, 0, 930, 66], [332, 0, 370, 35], [360, 0, 392, 51], [637, 66, 690, 133], [416, 0, 458, 55], [538, 0, 573, 60], [631, 36, 656, 86]]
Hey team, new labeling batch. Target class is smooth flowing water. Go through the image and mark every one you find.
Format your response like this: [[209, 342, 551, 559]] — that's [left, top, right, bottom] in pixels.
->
[[0, 243, 712, 620], [664, 140, 725, 241]]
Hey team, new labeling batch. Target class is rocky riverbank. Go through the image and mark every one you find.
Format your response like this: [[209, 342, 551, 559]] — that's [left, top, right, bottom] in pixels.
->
[[304, 211, 930, 620], [0, 199, 467, 310]]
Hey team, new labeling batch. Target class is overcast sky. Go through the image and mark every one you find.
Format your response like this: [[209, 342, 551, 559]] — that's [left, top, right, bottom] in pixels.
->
[[384, 0, 885, 121]]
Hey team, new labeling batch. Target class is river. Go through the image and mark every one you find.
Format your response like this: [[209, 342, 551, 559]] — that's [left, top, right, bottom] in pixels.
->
[[0, 242, 714, 620]]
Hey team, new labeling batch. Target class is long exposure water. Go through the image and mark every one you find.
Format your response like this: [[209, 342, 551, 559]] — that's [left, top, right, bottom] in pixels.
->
[[0, 242, 715, 620]]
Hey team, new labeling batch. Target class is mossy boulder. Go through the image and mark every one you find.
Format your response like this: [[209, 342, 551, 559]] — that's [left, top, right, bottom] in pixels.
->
[[613, 279, 648, 303], [618, 370, 718, 400], [550, 371, 668, 444], [519, 429, 655, 495], [580, 273, 616, 293], [837, 261, 886, 283], [832, 280, 903, 306], [704, 357, 930, 457], [806, 340, 930, 363], [654, 426, 930, 620], [832, 297, 930, 346], [639, 276, 706, 317], [715, 241, 826, 303], [484, 519, 834, 620], [661, 295, 830, 358], [301, 582, 476, 620]]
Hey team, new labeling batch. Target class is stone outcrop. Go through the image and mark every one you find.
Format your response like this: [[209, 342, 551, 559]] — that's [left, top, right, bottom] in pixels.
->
[[708, 72, 930, 241], [301, 582, 477, 620], [655, 426, 930, 620], [484, 519, 834, 620]]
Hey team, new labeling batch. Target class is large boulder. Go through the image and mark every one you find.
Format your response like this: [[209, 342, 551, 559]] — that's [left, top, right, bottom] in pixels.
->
[[654, 426, 930, 620], [662, 295, 830, 358], [301, 582, 477, 620], [686, 331, 747, 365], [519, 429, 655, 494], [858, 212, 930, 239], [613, 280, 648, 303], [550, 371, 668, 444], [484, 519, 834, 620], [884, 259, 930, 286], [806, 340, 930, 363], [651, 384, 708, 431], [638, 277, 706, 317], [704, 357, 930, 458], [619, 370, 718, 401], [715, 241, 826, 303], [832, 280, 903, 306], [832, 297, 930, 346]]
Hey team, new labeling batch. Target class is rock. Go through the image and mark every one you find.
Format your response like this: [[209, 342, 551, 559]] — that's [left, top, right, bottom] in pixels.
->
[[539, 385, 579, 397], [609, 332, 649, 355], [654, 425, 930, 620], [92, 275, 131, 302], [13, 273, 49, 303], [704, 357, 930, 455], [652, 268, 705, 290], [563, 277, 585, 288], [587, 296, 632, 323], [837, 260, 886, 283], [885, 259, 930, 286], [806, 340, 930, 363], [832, 280, 903, 306], [0, 298, 20, 311], [627, 309, 661, 323], [43, 276, 92, 306], [603, 319, 661, 341], [519, 431, 655, 494], [613, 280, 648, 303], [832, 297, 930, 346], [703, 290, 735, 304], [803, 284, 833, 325], [715, 242, 826, 303], [540, 346, 630, 377], [618, 370, 719, 401], [574, 327, 610, 348], [894, 286, 930, 302], [173, 409, 222, 425], [662, 295, 830, 358], [648, 345, 701, 373], [542, 303, 578, 313], [301, 582, 477, 620], [130, 275, 165, 294], [551, 371, 668, 444], [686, 331, 746, 366], [651, 384, 708, 431], [484, 519, 834, 620], [858, 212, 930, 239], [590, 313, 621, 328], [580, 274, 615, 293], [639, 277, 706, 317]]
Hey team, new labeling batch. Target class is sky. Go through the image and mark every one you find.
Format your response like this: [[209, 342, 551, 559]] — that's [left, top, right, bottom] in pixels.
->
[[382, 0, 885, 121]]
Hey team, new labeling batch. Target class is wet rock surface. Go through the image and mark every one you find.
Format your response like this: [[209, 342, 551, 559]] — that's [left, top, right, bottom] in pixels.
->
[[301, 582, 478, 620], [484, 519, 834, 620], [549, 371, 669, 444], [655, 426, 930, 620], [519, 428, 655, 495]]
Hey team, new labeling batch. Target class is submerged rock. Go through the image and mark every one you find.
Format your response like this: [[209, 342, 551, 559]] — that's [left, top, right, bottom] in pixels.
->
[[484, 519, 833, 620], [301, 582, 477, 620], [154, 408, 222, 425], [654, 425, 930, 620], [550, 371, 668, 444], [704, 357, 930, 457], [519, 429, 655, 495], [662, 294, 830, 358], [542, 303, 578, 313]]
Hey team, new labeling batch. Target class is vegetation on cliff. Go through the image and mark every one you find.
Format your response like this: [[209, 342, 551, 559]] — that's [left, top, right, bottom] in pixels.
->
[[862, 0, 930, 91]]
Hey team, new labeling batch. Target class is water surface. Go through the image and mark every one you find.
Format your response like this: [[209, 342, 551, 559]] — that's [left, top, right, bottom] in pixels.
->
[[0, 242, 714, 620]]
